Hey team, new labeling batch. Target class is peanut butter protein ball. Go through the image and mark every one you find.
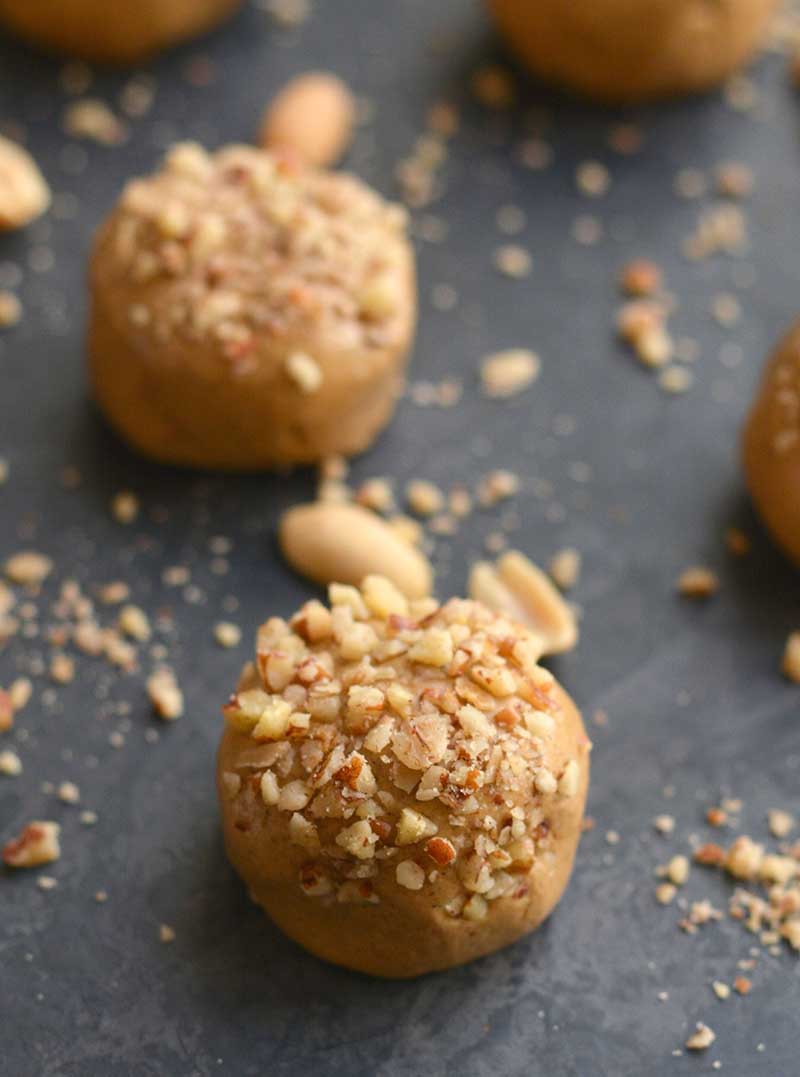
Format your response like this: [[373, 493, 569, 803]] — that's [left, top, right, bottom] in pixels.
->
[[0, 0, 242, 64], [486, 0, 778, 103], [743, 321, 800, 563], [217, 576, 590, 977], [88, 144, 416, 469]]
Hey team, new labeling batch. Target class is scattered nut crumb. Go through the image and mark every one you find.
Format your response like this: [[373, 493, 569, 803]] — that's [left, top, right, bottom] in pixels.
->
[[2, 821, 60, 867], [480, 349, 540, 398], [685, 1023, 716, 1051], [0, 749, 22, 776], [4, 551, 53, 586], [0, 290, 22, 328], [214, 622, 241, 648], [111, 491, 139, 524], [677, 566, 719, 599], [146, 668, 183, 720], [549, 548, 581, 591], [406, 479, 444, 517], [781, 632, 800, 683]]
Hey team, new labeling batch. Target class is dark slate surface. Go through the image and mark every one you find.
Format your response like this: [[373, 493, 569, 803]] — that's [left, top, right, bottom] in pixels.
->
[[2, 2, 800, 1074]]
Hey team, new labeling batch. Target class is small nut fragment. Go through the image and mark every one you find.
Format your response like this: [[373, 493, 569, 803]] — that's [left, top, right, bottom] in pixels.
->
[[549, 548, 581, 590], [279, 502, 433, 599], [259, 72, 355, 167], [396, 807, 437, 846], [782, 632, 800, 683], [396, 860, 425, 890], [469, 550, 578, 655], [0, 749, 22, 776], [118, 604, 151, 642], [4, 551, 53, 586], [768, 809, 794, 839], [2, 821, 60, 867], [405, 479, 444, 517], [335, 819, 378, 860], [285, 352, 323, 395], [667, 854, 689, 886], [481, 349, 540, 398], [685, 1023, 716, 1051], [619, 259, 662, 297], [146, 667, 183, 721], [0, 291, 22, 328], [111, 490, 139, 524], [214, 622, 242, 648], [677, 566, 719, 599], [0, 135, 51, 231], [63, 99, 127, 146]]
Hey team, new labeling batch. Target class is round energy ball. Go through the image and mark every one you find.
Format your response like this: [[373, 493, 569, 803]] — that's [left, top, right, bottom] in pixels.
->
[[0, 0, 242, 64], [217, 576, 590, 978], [486, 0, 779, 103], [743, 320, 800, 563], [88, 143, 416, 469]]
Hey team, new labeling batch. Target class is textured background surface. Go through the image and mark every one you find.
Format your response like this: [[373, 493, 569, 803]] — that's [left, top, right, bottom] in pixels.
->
[[2, 2, 800, 1074]]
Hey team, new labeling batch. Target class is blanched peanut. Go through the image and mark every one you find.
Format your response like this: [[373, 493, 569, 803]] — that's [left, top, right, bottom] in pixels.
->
[[469, 550, 578, 655], [259, 72, 355, 168], [0, 135, 50, 231], [279, 502, 433, 599]]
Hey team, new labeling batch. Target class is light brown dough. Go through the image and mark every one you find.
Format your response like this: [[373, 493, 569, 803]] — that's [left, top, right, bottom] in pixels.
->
[[486, 0, 779, 103], [88, 143, 416, 469], [217, 576, 590, 978], [742, 320, 800, 563], [0, 0, 242, 64]]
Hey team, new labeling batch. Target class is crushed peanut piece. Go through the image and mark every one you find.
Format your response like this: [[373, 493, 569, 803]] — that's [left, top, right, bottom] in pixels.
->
[[619, 259, 662, 297], [3, 821, 60, 867], [285, 351, 323, 394], [0, 290, 22, 328], [4, 551, 53, 586], [147, 668, 184, 720], [549, 548, 581, 591], [0, 135, 51, 231], [111, 491, 139, 524], [677, 566, 719, 599], [481, 349, 540, 398], [214, 622, 242, 648], [781, 632, 800, 683], [0, 749, 22, 776], [405, 479, 444, 517], [685, 1024, 716, 1051]]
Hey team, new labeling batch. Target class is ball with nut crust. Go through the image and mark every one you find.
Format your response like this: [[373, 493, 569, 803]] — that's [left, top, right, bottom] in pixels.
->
[[743, 320, 800, 563], [486, 0, 779, 103], [0, 0, 242, 64], [88, 143, 416, 470], [217, 575, 590, 978]]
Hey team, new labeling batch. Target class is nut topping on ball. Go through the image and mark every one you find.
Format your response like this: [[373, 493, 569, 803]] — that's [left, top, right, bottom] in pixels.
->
[[217, 575, 590, 977]]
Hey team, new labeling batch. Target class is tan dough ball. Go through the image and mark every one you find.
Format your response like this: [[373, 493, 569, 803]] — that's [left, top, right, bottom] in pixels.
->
[[742, 320, 800, 563], [88, 143, 416, 469], [0, 0, 242, 64], [486, 0, 779, 103], [217, 575, 590, 978]]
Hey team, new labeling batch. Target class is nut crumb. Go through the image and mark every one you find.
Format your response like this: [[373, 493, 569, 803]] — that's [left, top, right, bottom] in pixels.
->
[[2, 821, 61, 867], [0, 749, 22, 776], [781, 632, 800, 683], [147, 668, 183, 720], [111, 491, 139, 524], [214, 622, 241, 648], [4, 551, 53, 586], [549, 548, 581, 590], [685, 1023, 716, 1051], [480, 349, 540, 398], [677, 566, 719, 599]]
